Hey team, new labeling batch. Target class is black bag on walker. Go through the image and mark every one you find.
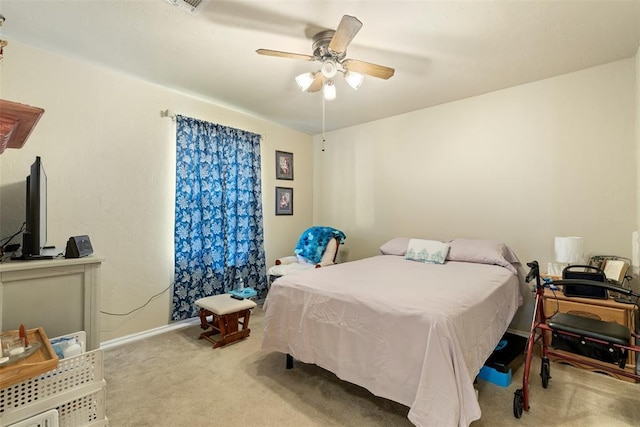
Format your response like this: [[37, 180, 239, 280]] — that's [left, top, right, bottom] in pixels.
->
[[551, 332, 627, 366]]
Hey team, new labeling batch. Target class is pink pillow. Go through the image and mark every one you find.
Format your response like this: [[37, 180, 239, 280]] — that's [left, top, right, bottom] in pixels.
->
[[379, 237, 412, 256]]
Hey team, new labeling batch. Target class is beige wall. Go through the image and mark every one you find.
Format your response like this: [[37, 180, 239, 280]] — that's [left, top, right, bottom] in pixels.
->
[[313, 59, 637, 332], [2, 40, 637, 340], [0, 41, 313, 342]]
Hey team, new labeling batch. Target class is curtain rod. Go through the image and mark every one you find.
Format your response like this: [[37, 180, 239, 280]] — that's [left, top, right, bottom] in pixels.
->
[[161, 109, 266, 140], [160, 109, 176, 121]]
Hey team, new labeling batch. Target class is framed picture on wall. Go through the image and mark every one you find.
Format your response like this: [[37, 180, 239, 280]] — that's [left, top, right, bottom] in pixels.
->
[[275, 186, 293, 215], [275, 150, 294, 180]]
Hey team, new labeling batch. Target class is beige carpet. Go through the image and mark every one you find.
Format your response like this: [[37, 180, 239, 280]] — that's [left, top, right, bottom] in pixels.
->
[[104, 306, 639, 426]]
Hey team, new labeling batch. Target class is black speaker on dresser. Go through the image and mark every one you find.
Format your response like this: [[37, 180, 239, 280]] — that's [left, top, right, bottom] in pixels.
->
[[65, 235, 93, 258]]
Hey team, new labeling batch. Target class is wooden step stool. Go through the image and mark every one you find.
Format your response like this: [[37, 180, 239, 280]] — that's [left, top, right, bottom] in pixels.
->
[[195, 294, 257, 349]]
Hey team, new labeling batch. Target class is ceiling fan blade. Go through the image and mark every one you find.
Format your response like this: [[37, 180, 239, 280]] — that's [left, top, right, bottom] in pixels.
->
[[343, 59, 395, 80], [256, 49, 315, 61], [328, 15, 362, 54], [307, 74, 325, 93]]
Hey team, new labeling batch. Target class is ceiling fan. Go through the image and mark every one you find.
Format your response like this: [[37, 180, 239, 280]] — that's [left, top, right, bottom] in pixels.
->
[[256, 15, 395, 101]]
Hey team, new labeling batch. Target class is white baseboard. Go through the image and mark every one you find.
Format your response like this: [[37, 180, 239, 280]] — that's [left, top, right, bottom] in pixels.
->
[[100, 317, 201, 351], [99, 300, 265, 351]]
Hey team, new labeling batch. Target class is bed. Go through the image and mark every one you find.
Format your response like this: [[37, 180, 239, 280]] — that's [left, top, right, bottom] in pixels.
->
[[262, 238, 522, 427]]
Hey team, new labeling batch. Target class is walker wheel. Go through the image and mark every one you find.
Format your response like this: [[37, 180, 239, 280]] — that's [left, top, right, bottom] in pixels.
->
[[540, 359, 550, 389], [513, 389, 524, 419]]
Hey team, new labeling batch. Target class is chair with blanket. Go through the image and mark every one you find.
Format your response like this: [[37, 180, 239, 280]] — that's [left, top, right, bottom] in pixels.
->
[[267, 226, 346, 284]]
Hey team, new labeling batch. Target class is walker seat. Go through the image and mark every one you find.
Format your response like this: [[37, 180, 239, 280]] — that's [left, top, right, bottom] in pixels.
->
[[548, 312, 630, 366], [195, 294, 257, 349], [548, 312, 631, 346]]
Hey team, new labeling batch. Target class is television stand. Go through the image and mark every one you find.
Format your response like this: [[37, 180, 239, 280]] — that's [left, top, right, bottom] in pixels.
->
[[0, 256, 104, 350]]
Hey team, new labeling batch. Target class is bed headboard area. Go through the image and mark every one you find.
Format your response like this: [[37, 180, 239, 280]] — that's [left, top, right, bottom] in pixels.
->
[[380, 237, 520, 274]]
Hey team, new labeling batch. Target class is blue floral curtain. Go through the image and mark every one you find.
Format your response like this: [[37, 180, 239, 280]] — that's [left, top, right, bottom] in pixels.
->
[[172, 115, 267, 320]]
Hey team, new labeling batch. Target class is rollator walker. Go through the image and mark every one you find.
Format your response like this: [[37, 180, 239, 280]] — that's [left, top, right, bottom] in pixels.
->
[[513, 260, 640, 418]]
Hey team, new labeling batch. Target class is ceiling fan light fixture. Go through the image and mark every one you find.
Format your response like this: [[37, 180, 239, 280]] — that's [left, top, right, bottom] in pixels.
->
[[344, 70, 364, 90], [258, 14, 395, 104], [295, 72, 315, 92], [323, 80, 336, 101], [321, 59, 338, 79]]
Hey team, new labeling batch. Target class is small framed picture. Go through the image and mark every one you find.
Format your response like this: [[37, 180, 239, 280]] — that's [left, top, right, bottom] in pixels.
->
[[275, 186, 293, 215], [275, 150, 293, 180]]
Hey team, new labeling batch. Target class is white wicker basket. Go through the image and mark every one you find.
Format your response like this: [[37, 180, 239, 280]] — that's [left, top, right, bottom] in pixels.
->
[[1, 332, 107, 426], [56, 387, 107, 427]]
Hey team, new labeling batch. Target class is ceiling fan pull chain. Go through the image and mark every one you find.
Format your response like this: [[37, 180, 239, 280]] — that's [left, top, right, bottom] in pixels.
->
[[322, 96, 326, 152]]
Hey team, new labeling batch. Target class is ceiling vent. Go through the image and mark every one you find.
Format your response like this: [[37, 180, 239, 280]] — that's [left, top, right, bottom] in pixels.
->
[[165, 0, 209, 15]]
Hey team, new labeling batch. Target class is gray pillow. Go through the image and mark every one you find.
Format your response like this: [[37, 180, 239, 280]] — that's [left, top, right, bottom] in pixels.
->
[[379, 237, 412, 256], [447, 238, 519, 274]]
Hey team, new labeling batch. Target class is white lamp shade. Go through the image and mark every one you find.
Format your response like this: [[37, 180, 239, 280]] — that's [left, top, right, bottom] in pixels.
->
[[295, 72, 315, 92], [323, 80, 336, 101], [554, 236, 584, 264], [344, 71, 364, 90]]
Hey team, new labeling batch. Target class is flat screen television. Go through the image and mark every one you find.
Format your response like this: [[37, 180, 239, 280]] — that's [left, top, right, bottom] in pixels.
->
[[16, 156, 51, 260]]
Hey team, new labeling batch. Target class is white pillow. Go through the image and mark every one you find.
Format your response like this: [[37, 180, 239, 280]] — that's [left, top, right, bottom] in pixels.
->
[[404, 239, 450, 264]]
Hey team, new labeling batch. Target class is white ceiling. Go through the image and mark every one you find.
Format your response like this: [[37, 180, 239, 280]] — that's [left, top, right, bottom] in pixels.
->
[[2, 1, 639, 135]]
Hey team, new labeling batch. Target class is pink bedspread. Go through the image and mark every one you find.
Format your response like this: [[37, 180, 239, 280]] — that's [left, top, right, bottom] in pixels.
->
[[262, 255, 521, 426]]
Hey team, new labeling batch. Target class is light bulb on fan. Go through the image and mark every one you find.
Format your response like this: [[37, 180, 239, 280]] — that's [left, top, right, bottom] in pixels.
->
[[323, 80, 336, 101]]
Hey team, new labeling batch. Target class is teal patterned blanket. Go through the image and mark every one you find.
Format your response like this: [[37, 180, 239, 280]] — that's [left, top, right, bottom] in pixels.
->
[[294, 226, 346, 264]]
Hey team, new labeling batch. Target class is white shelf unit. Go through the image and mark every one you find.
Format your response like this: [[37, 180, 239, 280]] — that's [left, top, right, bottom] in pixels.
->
[[1, 332, 108, 427]]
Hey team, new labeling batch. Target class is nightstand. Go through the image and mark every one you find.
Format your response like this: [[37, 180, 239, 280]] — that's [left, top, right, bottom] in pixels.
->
[[542, 288, 638, 382]]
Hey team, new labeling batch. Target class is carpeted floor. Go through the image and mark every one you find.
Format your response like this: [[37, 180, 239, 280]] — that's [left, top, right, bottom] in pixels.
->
[[104, 306, 639, 426]]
